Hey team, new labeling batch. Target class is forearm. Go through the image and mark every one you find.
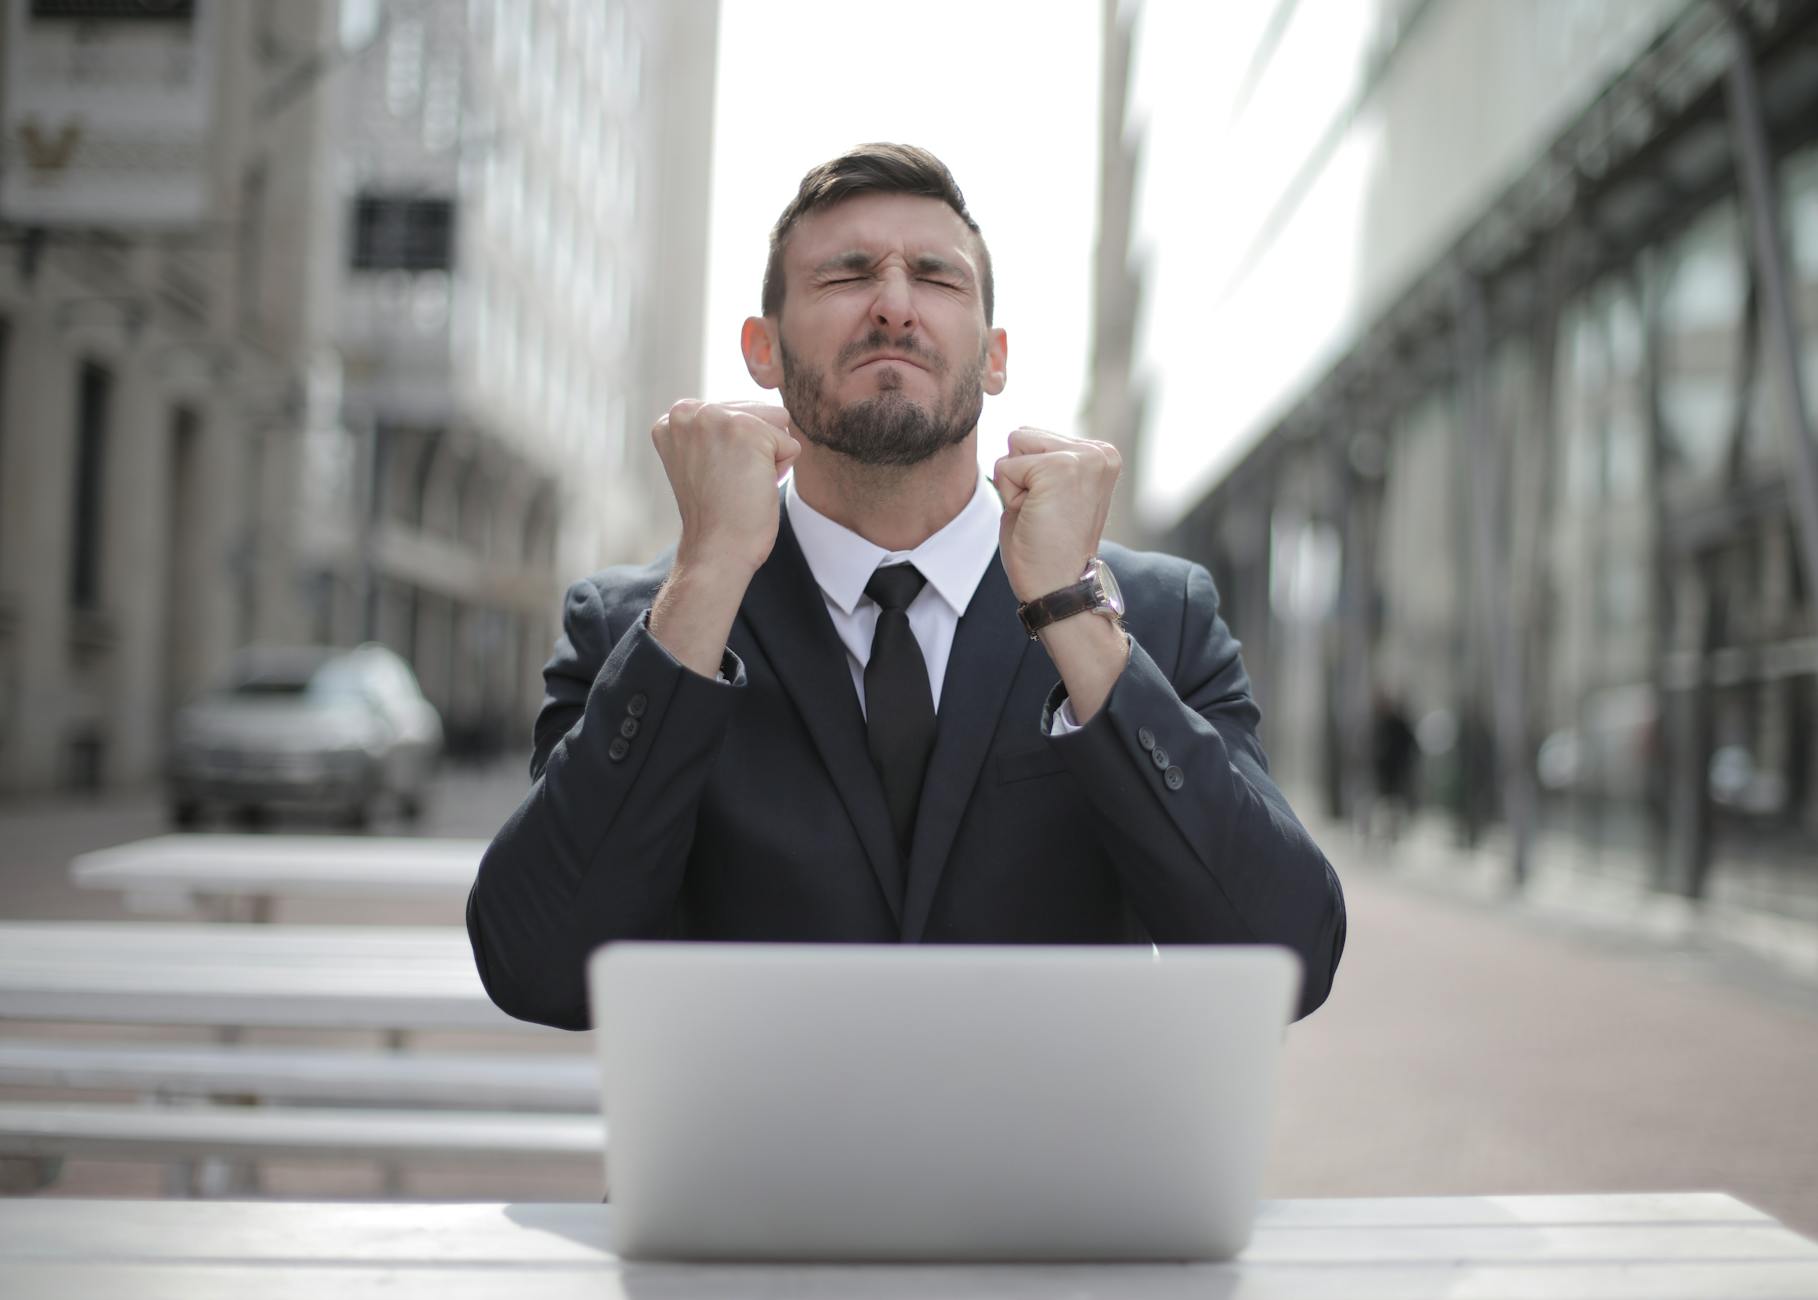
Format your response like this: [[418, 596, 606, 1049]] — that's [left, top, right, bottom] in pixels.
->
[[1036, 613, 1129, 724], [649, 561, 752, 679], [468, 616, 743, 1028], [1048, 638, 1346, 1017]]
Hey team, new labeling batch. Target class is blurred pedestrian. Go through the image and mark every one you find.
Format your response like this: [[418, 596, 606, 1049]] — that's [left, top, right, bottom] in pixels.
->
[[1371, 691, 1419, 841]]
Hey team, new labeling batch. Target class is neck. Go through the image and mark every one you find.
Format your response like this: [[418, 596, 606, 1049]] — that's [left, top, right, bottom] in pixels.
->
[[792, 433, 980, 553]]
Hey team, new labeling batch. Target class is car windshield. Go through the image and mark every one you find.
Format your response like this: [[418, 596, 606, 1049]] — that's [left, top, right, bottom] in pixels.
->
[[305, 661, 371, 703], [228, 676, 312, 697], [225, 658, 367, 704]]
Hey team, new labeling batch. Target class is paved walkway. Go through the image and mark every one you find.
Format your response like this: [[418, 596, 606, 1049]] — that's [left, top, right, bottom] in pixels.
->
[[1276, 815, 1818, 1236], [2, 773, 1816, 1233]]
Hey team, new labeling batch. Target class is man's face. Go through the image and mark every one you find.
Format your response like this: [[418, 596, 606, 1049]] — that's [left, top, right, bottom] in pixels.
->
[[764, 192, 1006, 467]]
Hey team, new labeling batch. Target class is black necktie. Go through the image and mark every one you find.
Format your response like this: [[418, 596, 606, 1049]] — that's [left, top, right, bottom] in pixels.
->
[[864, 564, 937, 858]]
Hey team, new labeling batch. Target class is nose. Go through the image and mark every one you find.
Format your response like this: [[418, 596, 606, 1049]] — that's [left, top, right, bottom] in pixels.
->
[[871, 268, 917, 332]]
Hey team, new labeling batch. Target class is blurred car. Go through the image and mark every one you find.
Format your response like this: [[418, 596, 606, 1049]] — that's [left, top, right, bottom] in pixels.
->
[[168, 643, 443, 828]]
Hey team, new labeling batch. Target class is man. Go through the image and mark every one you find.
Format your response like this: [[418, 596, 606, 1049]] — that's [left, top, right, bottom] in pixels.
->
[[468, 143, 1344, 1028]]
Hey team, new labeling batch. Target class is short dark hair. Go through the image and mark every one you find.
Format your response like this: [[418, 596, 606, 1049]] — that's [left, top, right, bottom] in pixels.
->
[[762, 143, 994, 324]]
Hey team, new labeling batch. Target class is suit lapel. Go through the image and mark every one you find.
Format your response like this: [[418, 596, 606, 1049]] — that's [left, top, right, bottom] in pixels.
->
[[738, 505, 905, 921], [900, 553, 1038, 942]]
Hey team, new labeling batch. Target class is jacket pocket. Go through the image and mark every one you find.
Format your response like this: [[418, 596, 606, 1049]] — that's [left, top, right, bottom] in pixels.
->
[[994, 743, 1070, 785]]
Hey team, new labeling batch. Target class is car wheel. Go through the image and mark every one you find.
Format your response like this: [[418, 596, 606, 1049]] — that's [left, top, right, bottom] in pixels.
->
[[170, 799, 203, 829], [342, 798, 373, 831]]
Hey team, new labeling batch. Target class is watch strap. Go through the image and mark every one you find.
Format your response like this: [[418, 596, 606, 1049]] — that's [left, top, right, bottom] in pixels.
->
[[1017, 572, 1105, 639]]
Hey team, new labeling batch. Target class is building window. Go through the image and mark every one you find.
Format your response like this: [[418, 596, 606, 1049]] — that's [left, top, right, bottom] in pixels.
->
[[31, 0, 194, 19], [350, 195, 456, 272], [385, 17, 425, 116], [70, 360, 111, 610]]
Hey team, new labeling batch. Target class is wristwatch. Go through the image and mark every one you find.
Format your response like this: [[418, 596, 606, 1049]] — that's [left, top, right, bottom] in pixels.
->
[[1016, 557, 1125, 639]]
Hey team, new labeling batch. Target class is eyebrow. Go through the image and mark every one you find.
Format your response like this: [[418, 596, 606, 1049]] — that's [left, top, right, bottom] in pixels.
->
[[810, 251, 974, 286], [812, 251, 877, 277], [911, 254, 970, 284]]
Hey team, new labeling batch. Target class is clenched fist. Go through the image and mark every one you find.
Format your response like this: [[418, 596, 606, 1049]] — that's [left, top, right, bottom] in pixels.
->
[[992, 428, 1122, 603], [647, 400, 801, 678], [651, 400, 802, 576]]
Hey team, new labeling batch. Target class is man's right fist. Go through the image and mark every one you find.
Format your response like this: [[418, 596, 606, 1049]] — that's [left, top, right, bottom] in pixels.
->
[[651, 400, 802, 576]]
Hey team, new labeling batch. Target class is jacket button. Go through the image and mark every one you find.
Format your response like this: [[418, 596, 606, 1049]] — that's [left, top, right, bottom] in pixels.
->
[[1151, 747, 1169, 770], [626, 692, 648, 718], [1137, 726, 1155, 751], [608, 737, 630, 762], [1165, 766, 1185, 791], [619, 717, 639, 740]]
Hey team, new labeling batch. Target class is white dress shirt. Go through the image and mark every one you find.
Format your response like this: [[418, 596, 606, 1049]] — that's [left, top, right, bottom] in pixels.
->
[[785, 474, 1083, 732]]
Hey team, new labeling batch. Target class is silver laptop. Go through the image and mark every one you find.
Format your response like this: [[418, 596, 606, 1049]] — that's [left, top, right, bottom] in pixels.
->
[[587, 942, 1301, 1262]]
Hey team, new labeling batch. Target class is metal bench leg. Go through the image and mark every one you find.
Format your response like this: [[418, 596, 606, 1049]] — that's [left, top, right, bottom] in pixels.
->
[[379, 1028, 410, 1196], [162, 1081, 262, 1199]]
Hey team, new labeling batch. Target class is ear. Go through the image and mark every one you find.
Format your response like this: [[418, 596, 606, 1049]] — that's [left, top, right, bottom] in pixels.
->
[[983, 327, 1008, 396], [742, 316, 783, 390]]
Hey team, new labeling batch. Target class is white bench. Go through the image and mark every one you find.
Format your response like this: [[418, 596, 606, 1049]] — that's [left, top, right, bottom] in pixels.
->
[[0, 920, 574, 1194], [70, 835, 485, 921], [0, 921, 544, 1034], [0, 1101, 604, 1197], [0, 1039, 598, 1110], [2, 1194, 1816, 1297]]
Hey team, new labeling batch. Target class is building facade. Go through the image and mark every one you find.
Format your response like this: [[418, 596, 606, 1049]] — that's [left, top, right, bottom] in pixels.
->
[[1094, 0, 1818, 919], [302, 0, 718, 755], [0, 0, 332, 795], [0, 0, 719, 796]]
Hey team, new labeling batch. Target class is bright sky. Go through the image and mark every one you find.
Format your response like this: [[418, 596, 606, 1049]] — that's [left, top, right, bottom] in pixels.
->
[[701, 0, 1102, 477], [1125, 0, 1376, 524]]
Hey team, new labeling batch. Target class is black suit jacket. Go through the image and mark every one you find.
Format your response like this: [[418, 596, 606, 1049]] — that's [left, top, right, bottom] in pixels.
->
[[468, 509, 1345, 1028]]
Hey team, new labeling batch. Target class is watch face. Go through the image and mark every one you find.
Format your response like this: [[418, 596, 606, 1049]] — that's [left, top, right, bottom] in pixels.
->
[[1093, 558, 1125, 616]]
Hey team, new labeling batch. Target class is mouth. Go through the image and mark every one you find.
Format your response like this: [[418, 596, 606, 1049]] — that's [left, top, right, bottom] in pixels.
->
[[852, 353, 929, 374]]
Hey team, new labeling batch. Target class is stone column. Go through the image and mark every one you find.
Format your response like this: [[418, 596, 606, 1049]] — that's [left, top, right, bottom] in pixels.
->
[[100, 343, 167, 785], [1, 313, 75, 792]]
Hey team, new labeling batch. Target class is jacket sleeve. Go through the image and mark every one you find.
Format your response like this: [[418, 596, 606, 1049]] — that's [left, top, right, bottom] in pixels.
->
[[466, 577, 745, 1029], [1046, 562, 1346, 1019]]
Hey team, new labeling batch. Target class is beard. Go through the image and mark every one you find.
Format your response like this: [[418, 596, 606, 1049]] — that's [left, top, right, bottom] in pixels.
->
[[780, 329, 986, 468]]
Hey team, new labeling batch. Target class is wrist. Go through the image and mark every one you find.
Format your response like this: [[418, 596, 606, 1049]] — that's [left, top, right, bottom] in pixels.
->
[[1038, 610, 1128, 659], [1039, 615, 1129, 725], [649, 563, 751, 679], [665, 556, 755, 605], [1016, 556, 1124, 640], [1011, 555, 1095, 605], [675, 535, 766, 582]]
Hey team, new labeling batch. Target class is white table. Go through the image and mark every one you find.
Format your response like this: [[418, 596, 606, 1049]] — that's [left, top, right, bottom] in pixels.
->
[[1, 1194, 1816, 1297], [0, 921, 543, 1034], [70, 835, 485, 920]]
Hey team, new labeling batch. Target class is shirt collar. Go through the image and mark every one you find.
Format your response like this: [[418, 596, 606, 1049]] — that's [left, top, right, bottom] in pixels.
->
[[785, 472, 1002, 618]]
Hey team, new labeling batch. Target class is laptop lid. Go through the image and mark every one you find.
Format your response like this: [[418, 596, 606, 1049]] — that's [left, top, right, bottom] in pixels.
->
[[588, 942, 1301, 1262]]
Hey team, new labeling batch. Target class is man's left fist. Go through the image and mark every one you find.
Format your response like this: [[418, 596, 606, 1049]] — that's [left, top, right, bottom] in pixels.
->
[[992, 428, 1122, 603]]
